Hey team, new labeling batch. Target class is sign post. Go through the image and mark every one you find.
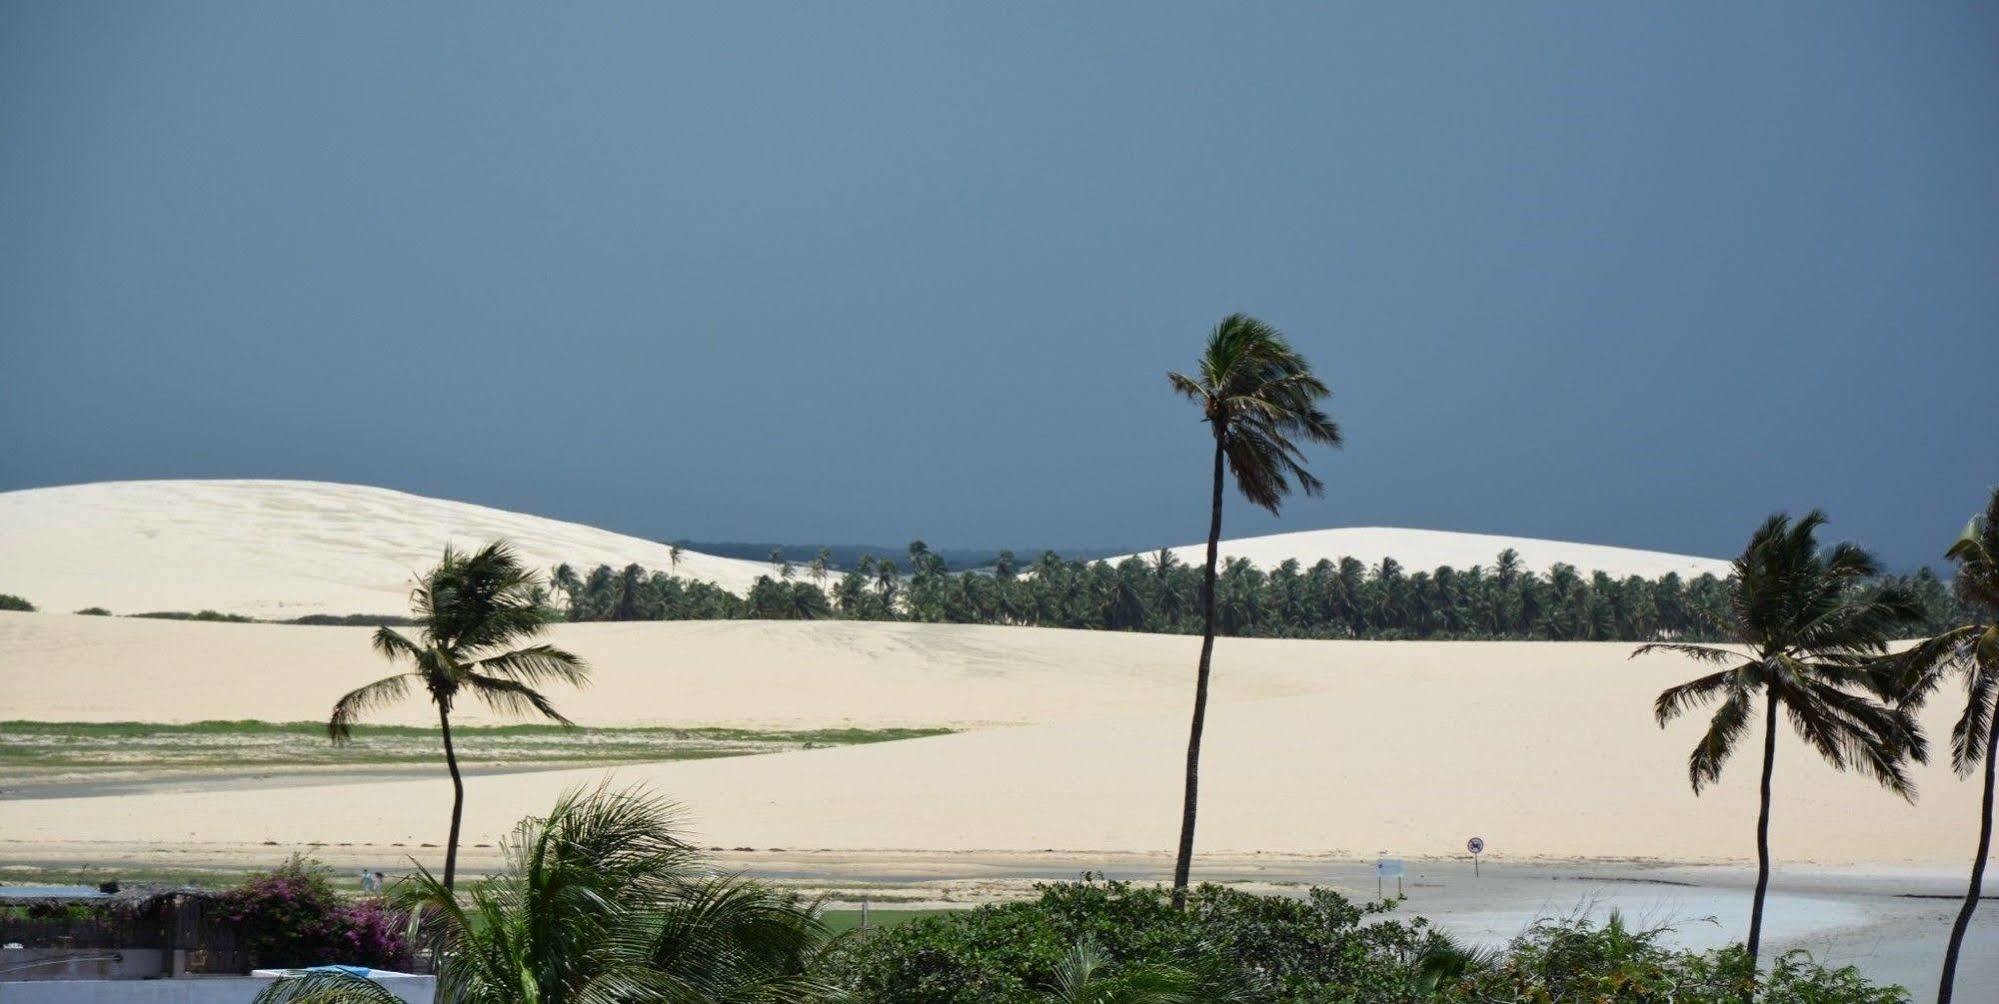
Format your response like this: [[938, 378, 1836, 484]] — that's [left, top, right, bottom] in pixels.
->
[[1374, 857, 1405, 899], [1467, 836, 1485, 877]]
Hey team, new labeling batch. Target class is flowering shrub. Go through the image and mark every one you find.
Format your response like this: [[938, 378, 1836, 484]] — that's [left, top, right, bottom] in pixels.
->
[[219, 856, 411, 971]]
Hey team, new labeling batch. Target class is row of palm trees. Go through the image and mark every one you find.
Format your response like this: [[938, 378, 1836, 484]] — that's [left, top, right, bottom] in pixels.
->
[[550, 543, 1972, 644], [1160, 315, 1997, 1002]]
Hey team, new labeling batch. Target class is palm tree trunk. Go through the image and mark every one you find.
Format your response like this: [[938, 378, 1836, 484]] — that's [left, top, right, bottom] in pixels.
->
[[1938, 719, 1999, 1004], [1748, 690, 1778, 968], [439, 704, 465, 890], [1171, 434, 1226, 910]]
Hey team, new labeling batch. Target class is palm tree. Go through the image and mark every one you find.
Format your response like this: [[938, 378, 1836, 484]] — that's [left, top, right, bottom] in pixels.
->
[[1878, 488, 1999, 1004], [810, 547, 831, 585], [549, 563, 581, 616], [668, 543, 684, 572], [1635, 511, 1922, 967], [614, 563, 648, 621], [1165, 314, 1340, 907], [328, 541, 588, 890], [254, 785, 827, 1004], [873, 557, 900, 602]]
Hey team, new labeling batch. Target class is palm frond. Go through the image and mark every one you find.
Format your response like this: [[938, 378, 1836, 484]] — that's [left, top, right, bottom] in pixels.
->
[[1872, 626, 1981, 708], [328, 674, 414, 742], [1687, 687, 1754, 793], [1165, 372, 1209, 408], [1633, 642, 1747, 666], [1653, 666, 1747, 726], [1775, 670, 1922, 797], [462, 672, 573, 726], [251, 971, 407, 1004], [371, 626, 422, 664], [1950, 659, 1997, 776], [644, 875, 829, 997], [474, 643, 590, 688], [1042, 939, 1203, 1004]]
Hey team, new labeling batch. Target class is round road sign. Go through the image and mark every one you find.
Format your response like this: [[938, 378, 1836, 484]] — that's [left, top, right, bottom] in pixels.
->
[[1467, 837, 1485, 855]]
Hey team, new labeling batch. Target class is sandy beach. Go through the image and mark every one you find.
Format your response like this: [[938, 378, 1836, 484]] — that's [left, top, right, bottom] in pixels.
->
[[2, 614, 1987, 865]]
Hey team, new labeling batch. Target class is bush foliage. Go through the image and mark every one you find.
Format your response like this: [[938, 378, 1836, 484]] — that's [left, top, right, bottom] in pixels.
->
[[219, 857, 411, 971], [817, 878, 1442, 1003], [0, 593, 35, 612], [813, 879, 1907, 1003]]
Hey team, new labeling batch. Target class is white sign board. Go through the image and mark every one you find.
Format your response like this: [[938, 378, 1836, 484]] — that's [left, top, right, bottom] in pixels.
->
[[1374, 858, 1405, 878]]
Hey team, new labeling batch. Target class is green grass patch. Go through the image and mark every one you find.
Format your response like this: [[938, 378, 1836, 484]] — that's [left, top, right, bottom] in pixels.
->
[[0, 720, 950, 742], [0, 721, 952, 776]]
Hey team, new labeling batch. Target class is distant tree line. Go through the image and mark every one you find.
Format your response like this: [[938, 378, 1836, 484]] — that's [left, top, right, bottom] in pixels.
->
[[545, 544, 1974, 643]]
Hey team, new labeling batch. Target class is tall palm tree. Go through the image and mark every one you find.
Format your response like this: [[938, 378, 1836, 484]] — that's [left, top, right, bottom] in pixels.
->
[[1635, 511, 1922, 967], [1878, 488, 1999, 1004], [668, 543, 684, 572], [1165, 314, 1340, 907], [329, 541, 588, 889], [254, 785, 827, 1004]]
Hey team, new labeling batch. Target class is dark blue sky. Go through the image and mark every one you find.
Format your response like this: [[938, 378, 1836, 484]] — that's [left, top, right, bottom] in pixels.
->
[[3, 4, 1994, 566]]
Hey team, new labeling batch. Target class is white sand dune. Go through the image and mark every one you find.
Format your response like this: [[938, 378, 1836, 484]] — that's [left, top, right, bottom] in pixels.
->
[[0, 614, 1982, 866], [1108, 527, 1733, 580], [0, 480, 779, 617], [0, 481, 1733, 621]]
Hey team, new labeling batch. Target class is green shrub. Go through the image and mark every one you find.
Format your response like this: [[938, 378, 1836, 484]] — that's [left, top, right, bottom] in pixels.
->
[[75, 606, 112, 616], [813, 881, 1908, 1004], [1462, 912, 1908, 1003], [813, 876, 1435, 1003], [0, 594, 35, 612], [130, 609, 255, 623]]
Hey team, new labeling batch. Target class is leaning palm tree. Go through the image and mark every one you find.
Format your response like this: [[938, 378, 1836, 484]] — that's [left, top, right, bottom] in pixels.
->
[[1165, 314, 1340, 907], [1635, 511, 1922, 967], [1878, 488, 1999, 1004], [254, 785, 829, 1004], [329, 541, 588, 889]]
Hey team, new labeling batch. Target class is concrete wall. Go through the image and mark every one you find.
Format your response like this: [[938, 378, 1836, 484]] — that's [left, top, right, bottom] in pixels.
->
[[0, 976, 433, 1004], [0, 953, 165, 983]]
